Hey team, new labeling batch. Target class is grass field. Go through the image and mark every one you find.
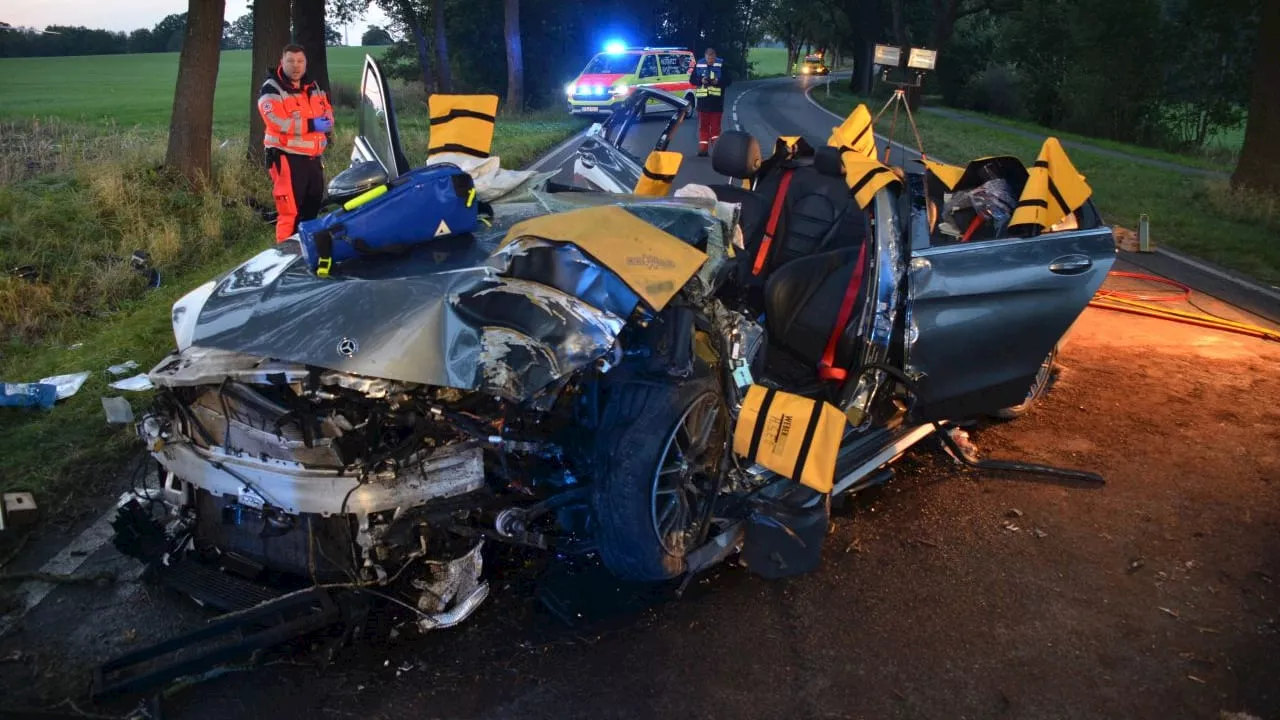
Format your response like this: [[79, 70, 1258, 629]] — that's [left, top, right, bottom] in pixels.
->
[[923, 105, 1241, 173], [0, 46, 797, 126], [0, 46, 380, 130], [816, 87, 1280, 285]]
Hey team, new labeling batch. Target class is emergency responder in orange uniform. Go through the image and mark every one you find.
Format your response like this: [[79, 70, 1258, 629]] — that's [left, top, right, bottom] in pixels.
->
[[257, 44, 334, 242], [690, 47, 730, 157]]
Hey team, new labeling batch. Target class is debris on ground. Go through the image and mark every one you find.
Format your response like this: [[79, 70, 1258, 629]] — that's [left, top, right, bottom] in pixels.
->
[[109, 374, 154, 392], [0, 382, 57, 409], [1032, 528, 1048, 539], [0, 493, 38, 533], [1127, 558, 1146, 573], [1006, 508, 1024, 518], [38, 372, 90, 401], [102, 397, 134, 425], [106, 361, 139, 377], [1159, 606, 1181, 618], [1002, 521, 1020, 532], [1187, 674, 1206, 684]]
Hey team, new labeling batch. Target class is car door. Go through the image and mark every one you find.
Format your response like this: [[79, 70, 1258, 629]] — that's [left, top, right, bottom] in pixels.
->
[[904, 198, 1116, 422], [636, 53, 662, 113], [352, 55, 411, 180]]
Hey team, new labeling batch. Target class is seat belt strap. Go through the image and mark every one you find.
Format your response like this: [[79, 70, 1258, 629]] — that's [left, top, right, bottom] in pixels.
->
[[752, 169, 795, 277], [817, 240, 869, 382]]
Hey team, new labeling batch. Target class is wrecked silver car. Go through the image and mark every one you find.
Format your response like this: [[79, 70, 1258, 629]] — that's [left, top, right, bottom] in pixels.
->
[[107, 57, 1116, 678]]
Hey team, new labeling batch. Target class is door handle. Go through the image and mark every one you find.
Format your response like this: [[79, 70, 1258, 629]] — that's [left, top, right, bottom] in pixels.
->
[[1049, 254, 1092, 275]]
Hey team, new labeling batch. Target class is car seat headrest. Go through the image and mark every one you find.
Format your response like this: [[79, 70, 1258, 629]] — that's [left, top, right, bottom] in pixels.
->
[[814, 146, 844, 178], [712, 130, 763, 179]]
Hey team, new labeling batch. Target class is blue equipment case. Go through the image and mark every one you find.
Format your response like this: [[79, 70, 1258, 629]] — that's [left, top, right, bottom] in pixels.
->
[[297, 162, 490, 276]]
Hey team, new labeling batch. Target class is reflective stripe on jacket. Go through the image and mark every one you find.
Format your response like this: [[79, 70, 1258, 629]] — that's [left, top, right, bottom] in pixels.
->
[[691, 60, 726, 97], [258, 67, 333, 157]]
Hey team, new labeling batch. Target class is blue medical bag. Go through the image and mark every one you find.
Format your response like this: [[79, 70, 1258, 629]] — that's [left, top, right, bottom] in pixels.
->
[[297, 162, 490, 276]]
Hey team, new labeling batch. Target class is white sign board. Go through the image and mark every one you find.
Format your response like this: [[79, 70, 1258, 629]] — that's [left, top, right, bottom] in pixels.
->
[[874, 44, 902, 66], [907, 48, 938, 70]]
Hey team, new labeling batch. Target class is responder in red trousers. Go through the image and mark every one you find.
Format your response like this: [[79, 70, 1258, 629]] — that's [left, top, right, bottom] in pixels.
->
[[689, 47, 730, 157], [257, 43, 334, 242]]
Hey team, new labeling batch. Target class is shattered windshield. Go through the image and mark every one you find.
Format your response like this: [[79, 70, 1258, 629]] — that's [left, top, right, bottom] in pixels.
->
[[582, 53, 640, 75]]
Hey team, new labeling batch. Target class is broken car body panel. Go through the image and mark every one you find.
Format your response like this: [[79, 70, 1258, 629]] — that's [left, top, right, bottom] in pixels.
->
[[168, 196, 724, 403]]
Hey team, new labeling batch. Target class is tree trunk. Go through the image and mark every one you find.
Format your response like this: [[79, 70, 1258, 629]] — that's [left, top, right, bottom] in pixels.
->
[[249, 0, 292, 165], [166, 0, 226, 186], [432, 0, 452, 93], [393, 0, 434, 91], [786, 41, 797, 76], [1231, 0, 1280, 194], [503, 0, 524, 112], [850, 37, 874, 95], [293, 0, 329, 93], [891, 0, 909, 47]]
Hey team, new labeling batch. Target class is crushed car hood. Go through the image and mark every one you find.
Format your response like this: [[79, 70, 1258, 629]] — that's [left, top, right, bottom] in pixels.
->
[[169, 194, 731, 403]]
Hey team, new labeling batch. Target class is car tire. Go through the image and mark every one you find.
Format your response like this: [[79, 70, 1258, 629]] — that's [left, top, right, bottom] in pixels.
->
[[991, 346, 1058, 419], [591, 376, 729, 583]]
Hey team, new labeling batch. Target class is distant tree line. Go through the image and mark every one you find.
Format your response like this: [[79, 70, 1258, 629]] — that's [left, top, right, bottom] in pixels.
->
[[364, 0, 762, 112], [0, 12, 343, 57], [759, 0, 1261, 155]]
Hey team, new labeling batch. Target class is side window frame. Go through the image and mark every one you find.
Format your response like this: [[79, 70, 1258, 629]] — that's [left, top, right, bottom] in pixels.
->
[[638, 53, 660, 80]]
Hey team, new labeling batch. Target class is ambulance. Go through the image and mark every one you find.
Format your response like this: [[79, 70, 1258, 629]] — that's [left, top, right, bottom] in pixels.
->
[[565, 43, 697, 117]]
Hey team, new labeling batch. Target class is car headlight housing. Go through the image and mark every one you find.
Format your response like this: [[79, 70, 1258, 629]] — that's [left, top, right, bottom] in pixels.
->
[[610, 84, 630, 97], [566, 83, 577, 96]]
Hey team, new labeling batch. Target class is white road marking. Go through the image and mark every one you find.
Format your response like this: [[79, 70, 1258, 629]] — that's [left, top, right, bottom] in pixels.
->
[[731, 88, 751, 131], [525, 128, 590, 171], [1153, 247, 1280, 300], [0, 491, 143, 635]]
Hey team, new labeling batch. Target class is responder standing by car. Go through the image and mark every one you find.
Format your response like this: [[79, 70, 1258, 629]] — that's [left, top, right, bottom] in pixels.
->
[[690, 47, 730, 157], [257, 43, 335, 242]]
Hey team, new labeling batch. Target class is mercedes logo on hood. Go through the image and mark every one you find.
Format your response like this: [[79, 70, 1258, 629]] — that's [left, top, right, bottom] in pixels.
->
[[336, 337, 359, 358]]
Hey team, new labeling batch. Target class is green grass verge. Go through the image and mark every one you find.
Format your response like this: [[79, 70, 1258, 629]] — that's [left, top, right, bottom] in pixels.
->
[[921, 105, 1236, 174], [0, 46, 380, 131], [815, 87, 1280, 286], [0, 110, 585, 516]]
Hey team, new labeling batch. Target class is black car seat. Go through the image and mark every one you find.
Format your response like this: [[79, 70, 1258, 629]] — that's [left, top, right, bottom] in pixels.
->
[[707, 131, 769, 247], [760, 242, 869, 392]]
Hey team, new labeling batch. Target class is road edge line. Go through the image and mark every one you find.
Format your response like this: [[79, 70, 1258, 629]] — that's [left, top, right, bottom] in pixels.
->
[[524, 126, 590, 171]]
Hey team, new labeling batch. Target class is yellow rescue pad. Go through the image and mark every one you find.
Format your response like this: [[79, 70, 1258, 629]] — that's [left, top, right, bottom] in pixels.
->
[[732, 385, 848, 494], [427, 94, 499, 160], [633, 151, 684, 196], [499, 205, 707, 311]]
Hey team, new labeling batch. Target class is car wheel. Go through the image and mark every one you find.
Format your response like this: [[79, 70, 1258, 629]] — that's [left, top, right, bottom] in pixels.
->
[[592, 377, 729, 582], [991, 346, 1058, 420]]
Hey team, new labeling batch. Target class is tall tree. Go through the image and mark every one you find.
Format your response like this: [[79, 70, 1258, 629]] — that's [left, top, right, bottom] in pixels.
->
[[294, 0, 330, 92], [431, 0, 452, 92], [165, 0, 226, 185], [1232, 0, 1280, 193], [249, 0, 292, 165], [504, 0, 523, 111], [393, 0, 435, 90]]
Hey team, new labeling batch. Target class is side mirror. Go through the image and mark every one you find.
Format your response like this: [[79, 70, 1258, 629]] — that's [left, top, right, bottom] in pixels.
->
[[326, 160, 389, 207]]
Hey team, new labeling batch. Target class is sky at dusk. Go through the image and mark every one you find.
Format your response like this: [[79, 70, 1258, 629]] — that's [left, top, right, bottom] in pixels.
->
[[3, 1, 395, 44]]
